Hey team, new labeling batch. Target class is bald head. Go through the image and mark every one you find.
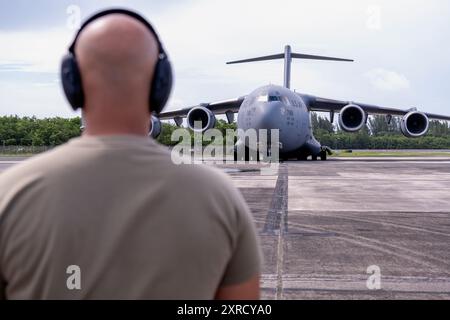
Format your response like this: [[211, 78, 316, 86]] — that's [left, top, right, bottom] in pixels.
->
[[75, 14, 160, 136]]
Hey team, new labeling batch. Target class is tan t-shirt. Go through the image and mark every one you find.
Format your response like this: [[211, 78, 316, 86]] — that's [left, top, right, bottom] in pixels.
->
[[0, 135, 261, 299]]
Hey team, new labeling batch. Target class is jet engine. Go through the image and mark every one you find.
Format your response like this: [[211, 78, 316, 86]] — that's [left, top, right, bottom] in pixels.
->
[[338, 104, 367, 132], [400, 111, 429, 137], [149, 115, 162, 139], [187, 106, 216, 132]]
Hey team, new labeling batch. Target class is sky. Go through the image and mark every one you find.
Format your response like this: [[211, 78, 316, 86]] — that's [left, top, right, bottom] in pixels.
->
[[0, 0, 449, 119]]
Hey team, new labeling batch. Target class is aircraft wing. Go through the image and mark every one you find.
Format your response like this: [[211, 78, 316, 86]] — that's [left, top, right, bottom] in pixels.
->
[[157, 96, 246, 120], [300, 93, 450, 121]]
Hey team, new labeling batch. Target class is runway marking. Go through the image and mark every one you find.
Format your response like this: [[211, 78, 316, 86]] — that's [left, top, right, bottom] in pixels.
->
[[262, 165, 288, 234], [261, 274, 450, 293], [261, 164, 288, 300]]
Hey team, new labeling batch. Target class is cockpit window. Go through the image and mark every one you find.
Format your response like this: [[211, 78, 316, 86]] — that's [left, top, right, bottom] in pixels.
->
[[268, 95, 280, 102], [257, 95, 268, 102], [258, 95, 282, 102]]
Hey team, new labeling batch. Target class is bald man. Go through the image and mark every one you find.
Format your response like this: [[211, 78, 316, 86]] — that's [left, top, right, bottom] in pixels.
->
[[0, 12, 261, 299]]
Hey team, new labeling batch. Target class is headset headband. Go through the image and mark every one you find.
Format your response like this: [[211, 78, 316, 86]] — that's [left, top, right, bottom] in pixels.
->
[[68, 8, 165, 56], [61, 8, 172, 114]]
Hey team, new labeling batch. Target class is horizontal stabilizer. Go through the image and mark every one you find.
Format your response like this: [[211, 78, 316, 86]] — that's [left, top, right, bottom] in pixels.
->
[[291, 53, 353, 62], [226, 45, 353, 88], [226, 53, 353, 64], [226, 54, 284, 64]]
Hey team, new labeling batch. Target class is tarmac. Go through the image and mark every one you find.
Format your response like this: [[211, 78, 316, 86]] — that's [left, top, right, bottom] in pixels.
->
[[1, 156, 450, 299], [216, 157, 450, 299]]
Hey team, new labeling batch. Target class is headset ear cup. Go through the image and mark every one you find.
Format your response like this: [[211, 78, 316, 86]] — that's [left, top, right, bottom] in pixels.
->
[[61, 53, 84, 111], [150, 58, 173, 114]]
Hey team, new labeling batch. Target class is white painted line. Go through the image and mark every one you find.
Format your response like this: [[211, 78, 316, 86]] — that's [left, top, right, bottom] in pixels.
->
[[261, 274, 450, 293]]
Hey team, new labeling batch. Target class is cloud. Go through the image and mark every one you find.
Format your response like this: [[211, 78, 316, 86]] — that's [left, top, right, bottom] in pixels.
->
[[0, 78, 74, 118], [365, 68, 410, 91], [0, 29, 71, 73], [0, 0, 178, 31], [0, 0, 449, 117], [167, 97, 185, 109], [0, 62, 34, 72]]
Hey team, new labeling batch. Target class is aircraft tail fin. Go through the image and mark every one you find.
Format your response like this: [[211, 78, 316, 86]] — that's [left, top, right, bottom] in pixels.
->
[[226, 45, 353, 89]]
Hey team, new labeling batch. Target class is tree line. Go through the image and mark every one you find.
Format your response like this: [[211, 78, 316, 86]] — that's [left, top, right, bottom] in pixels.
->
[[0, 116, 81, 146], [1, 114, 450, 150], [0, 116, 237, 148], [310, 113, 450, 149]]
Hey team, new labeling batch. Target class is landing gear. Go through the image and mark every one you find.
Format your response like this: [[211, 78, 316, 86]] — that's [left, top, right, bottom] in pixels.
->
[[311, 155, 318, 161], [318, 146, 331, 161]]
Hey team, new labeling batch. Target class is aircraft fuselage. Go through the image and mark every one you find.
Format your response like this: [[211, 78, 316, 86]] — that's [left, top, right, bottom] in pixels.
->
[[237, 84, 321, 157]]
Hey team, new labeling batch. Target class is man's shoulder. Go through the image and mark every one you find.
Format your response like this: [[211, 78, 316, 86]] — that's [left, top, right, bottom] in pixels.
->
[[163, 160, 247, 218], [167, 161, 236, 194]]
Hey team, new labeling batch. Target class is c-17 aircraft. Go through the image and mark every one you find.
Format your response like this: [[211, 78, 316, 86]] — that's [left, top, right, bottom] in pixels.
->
[[152, 45, 450, 161]]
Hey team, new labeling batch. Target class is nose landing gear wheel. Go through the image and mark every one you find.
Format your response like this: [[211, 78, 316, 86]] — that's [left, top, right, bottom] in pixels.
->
[[320, 150, 327, 161]]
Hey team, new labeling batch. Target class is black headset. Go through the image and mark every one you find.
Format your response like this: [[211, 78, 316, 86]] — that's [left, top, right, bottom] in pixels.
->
[[61, 8, 172, 115]]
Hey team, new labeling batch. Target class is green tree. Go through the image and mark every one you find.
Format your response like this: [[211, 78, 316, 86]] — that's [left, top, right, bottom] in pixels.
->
[[311, 112, 334, 133], [368, 115, 400, 136], [1, 115, 450, 152]]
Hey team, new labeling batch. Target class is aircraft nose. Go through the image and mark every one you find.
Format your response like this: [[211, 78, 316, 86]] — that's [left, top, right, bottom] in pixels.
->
[[254, 103, 281, 130]]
